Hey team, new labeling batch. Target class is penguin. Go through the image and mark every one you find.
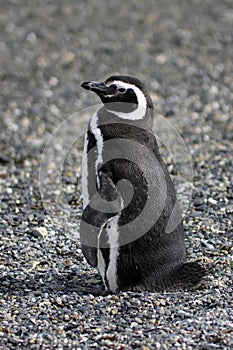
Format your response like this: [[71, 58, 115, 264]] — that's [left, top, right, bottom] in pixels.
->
[[80, 75, 206, 293]]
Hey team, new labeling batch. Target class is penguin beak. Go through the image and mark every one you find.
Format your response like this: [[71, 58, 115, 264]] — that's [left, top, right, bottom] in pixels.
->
[[81, 81, 115, 95]]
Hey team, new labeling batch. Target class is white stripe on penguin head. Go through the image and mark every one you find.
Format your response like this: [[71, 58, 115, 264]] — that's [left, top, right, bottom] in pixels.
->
[[106, 80, 147, 120]]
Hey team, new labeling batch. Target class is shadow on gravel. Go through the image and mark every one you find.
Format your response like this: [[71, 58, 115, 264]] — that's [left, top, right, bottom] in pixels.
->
[[0, 274, 108, 297], [0, 269, 212, 298]]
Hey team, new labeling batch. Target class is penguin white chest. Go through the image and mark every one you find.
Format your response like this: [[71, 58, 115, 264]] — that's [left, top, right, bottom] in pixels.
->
[[90, 113, 103, 188], [97, 215, 120, 293], [81, 112, 103, 208]]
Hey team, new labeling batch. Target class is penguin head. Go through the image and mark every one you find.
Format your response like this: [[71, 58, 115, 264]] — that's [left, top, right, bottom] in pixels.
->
[[81, 75, 153, 118]]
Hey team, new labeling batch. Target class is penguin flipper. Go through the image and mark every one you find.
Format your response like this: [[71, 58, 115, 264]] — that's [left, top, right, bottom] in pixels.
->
[[80, 171, 121, 267], [81, 243, 97, 267]]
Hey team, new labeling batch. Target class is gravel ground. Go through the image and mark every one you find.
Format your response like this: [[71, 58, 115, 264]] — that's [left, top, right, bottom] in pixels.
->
[[0, 0, 233, 349]]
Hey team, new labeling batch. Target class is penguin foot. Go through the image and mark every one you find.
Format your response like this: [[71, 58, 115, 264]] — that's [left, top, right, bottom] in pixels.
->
[[171, 261, 207, 290], [130, 262, 207, 292]]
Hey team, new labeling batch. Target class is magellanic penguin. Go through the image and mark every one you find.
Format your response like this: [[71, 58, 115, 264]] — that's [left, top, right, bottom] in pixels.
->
[[80, 75, 206, 293]]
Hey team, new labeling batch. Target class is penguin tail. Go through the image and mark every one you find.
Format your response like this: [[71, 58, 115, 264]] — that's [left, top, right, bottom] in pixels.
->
[[172, 261, 207, 290]]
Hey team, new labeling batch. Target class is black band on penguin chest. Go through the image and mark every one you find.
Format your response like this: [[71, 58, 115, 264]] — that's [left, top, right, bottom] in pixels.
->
[[87, 129, 97, 152], [98, 227, 111, 290]]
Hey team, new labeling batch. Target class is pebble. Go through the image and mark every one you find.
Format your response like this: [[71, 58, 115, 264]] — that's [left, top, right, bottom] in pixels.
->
[[49, 77, 59, 87], [61, 52, 75, 67], [27, 32, 37, 42], [130, 322, 139, 328], [189, 211, 203, 218], [31, 227, 48, 238], [208, 198, 218, 205], [226, 205, 233, 214]]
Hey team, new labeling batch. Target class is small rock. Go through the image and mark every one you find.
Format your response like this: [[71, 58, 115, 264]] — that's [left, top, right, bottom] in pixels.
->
[[189, 211, 203, 218], [155, 54, 167, 64], [135, 317, 143, 324], [130, 322, 138, 328], [208, 198, 218, 205], [31, 227, 48, 238], [49, 76, 59, 87], [226, 205, 233, 214], [62, 52, 75, 67], [27, 32, 37, 42]]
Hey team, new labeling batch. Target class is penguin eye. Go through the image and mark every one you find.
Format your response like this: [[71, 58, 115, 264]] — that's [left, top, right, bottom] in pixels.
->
[[117, 88, 127, 94]]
